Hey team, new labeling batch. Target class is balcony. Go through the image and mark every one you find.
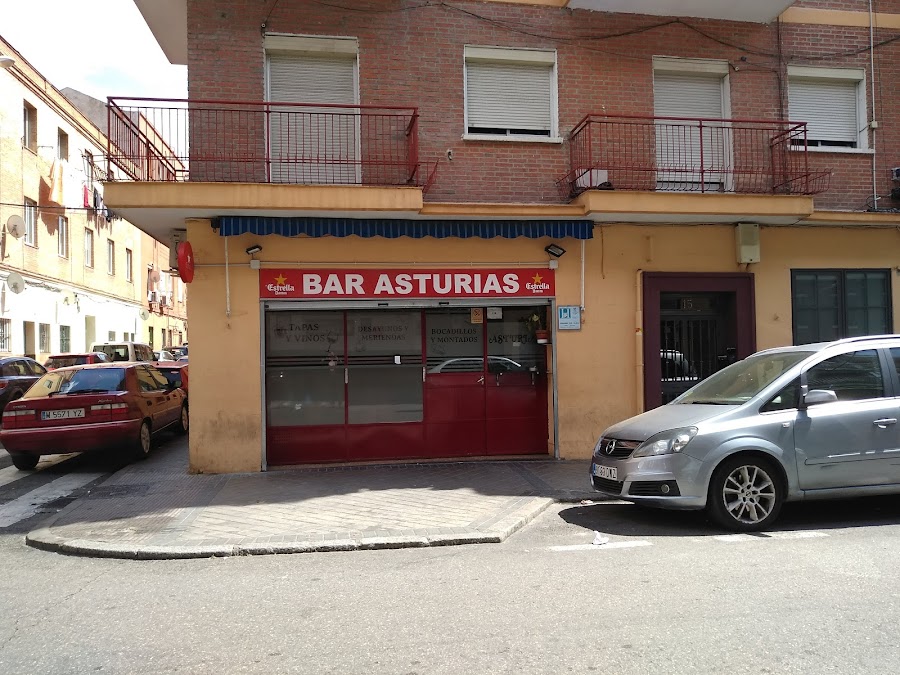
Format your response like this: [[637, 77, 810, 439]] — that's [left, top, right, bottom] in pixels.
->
[[105, 98, 434, 190], [566, 0, 796, 23], [559, 114, 830, 201]]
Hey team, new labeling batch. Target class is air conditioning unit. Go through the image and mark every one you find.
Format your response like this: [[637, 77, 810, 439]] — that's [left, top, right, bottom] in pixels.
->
[[159, 293, 168, 307], [148, 291, 158, 303], [575, 168, 609, 190]]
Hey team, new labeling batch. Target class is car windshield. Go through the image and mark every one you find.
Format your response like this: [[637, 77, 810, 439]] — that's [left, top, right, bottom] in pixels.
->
[[675, 350, 814, 405], [46, 356, 90, 368], [156, 368, 182, 387], [24, 368, 127, 398], [93, 345, 130, 362]]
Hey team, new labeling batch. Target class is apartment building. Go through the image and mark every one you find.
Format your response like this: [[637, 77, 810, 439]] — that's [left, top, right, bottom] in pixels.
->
[[0, 37, 186, 363], [107, 0, 900, 473]]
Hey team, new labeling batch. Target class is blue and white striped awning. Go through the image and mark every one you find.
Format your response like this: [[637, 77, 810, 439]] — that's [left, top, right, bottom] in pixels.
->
[[216, 217, 593, 240]]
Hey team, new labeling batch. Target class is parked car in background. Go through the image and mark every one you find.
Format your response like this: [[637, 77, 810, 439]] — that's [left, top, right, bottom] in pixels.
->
[[153, 350, 176, 362], [89, 342, 154, 363], [1, 362, 188, 470], [590, 335, 900, 532], [164, 345, 188, 359], [0, 357, 46, 415], [154, 361, 188, 399], [45, 352, 110, 371]]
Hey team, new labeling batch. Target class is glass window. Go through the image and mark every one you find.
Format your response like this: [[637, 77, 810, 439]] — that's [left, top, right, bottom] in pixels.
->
[[678, 350, 813, 405], [136, 367, 162, 392], [107, 239, 115, 275], [26, 367, 127, 398], [24, 199, 37, 247], [57, 128, 69, 161], [38, 323, 50, 352], [59, 325, 70, 352], [0, 319, 10, 352], [487, 306, 545, 372], [84, 229, 94, 268], [426, 309, 483, 373], [265, 311, 346, 427], [806, 349, 885, 402], [125, 248, 133, 282], [23, 102, 36, 152], [27, 361, 46, 376], [792, 270, 890, 345], [146, 366, 170, 389], [57, 216, 68, 258], [347, 310, 422, 424]]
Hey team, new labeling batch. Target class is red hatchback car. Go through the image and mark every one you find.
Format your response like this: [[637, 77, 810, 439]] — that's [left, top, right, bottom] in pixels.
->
[[1, 362, 188, 470]]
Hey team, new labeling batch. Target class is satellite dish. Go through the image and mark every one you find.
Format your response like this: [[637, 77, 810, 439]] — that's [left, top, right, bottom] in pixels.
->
[[7, 272, 25, 294], [149, 269, 161, 284], [6, 215, 25, 239], [139, 308, 150, 321]]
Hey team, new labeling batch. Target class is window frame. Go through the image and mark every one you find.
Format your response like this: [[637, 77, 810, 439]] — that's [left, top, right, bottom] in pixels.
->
[[57, 128, 69, 161], [59, 325, 71, 353], [23, 102, 37, 152], [462, 45, 560, 143], [125, 248, 133, 283], [0, 319, 11, 352], [107, 239, 115, 276], [791, 269, 892, 344], [57, 216, 69, 258], [23, 198, 37, 247], [84, 228, 94, 268], [38, 323, 50, 353], [787, 65, 868, 152]]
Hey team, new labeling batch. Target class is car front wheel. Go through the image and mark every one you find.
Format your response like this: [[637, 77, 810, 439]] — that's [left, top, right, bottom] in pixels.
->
[[707, 456, 783, 532], [10, 453, 39, 470], [133, 421, 152, 461], [176, 405, 189, 435]]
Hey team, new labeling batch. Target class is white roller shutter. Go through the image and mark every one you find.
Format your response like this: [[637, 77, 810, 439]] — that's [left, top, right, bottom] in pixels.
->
[[267, 52, 358, 183], [466, 61, 553, 135], [653, 72, 727, 190], [789, 78, 859, 146]]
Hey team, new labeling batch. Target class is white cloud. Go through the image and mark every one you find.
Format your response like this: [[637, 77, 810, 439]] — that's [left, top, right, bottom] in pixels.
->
[[1, 0, 186, 100]]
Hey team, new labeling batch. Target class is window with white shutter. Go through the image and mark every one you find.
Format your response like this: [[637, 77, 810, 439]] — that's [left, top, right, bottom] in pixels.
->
[[652, 63, 728, 191], [788, 67, 866, 149], [464, 47, 557, 140], [265, 36, 359, 183]]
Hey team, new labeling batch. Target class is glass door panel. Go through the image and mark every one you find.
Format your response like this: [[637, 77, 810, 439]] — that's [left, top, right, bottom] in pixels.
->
[[265, 311, 345, 426], [347, 310, 423, 424]]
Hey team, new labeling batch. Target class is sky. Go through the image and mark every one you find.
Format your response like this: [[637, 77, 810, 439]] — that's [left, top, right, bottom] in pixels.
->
[[1, 0, 187, 101]]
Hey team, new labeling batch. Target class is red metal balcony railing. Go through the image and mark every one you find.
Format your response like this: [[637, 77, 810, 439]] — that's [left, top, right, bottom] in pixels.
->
[[558, 114, 831, 199], [105, 97, 435, 189]]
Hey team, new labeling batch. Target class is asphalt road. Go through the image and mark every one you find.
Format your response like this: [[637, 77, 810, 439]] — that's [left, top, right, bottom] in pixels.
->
[[3, 446, 900, 675]]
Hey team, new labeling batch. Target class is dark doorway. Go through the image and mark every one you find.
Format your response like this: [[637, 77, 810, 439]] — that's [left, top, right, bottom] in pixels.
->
[[643, 273, 755, 410]]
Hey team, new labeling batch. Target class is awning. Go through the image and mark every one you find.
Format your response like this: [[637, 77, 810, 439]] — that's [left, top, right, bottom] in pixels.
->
[[216, 217, 593, 240]]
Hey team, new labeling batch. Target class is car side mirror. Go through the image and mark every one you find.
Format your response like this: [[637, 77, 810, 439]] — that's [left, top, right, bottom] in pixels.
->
[[804, 389, 838, 406]]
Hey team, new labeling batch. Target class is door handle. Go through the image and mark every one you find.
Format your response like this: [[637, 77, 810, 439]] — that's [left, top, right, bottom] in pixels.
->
[[477, 376, 484, 384], [873, 418, 897, 428]]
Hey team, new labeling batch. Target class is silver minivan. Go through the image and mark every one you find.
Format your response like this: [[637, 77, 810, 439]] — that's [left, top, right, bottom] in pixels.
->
[[590, 335, 900, 531]]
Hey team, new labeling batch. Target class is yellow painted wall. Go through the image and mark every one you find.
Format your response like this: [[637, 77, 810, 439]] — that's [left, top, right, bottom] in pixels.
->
[[185, 220, 900, 472]]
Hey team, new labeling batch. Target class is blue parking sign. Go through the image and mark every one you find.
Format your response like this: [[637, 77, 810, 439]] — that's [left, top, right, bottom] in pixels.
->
[[558, 305, 581, 330]]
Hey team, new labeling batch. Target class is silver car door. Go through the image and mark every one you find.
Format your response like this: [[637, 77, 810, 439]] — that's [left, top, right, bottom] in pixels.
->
[[794, 348, 899, 490]]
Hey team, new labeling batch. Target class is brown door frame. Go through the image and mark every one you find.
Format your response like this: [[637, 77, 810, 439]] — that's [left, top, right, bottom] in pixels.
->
[[642, 272, 756, 410]]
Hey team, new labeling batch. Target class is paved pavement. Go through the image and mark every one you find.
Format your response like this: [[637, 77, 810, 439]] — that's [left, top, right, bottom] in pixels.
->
[[25, 437, 600, 559]]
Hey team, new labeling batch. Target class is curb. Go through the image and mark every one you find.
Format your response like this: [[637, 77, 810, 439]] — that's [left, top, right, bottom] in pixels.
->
[[26, 495, 561, 560]]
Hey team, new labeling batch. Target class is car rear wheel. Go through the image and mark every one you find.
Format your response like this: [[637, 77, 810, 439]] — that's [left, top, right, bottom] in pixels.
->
[[707, 455, 783, 532], [133, 421, 152, 461], [10, 453, 38, 470], [176, 404, 189, 435]]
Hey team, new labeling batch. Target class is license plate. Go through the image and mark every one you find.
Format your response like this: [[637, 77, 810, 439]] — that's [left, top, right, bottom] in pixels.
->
[[41, 408, 85, 421], [593, 464, 617, 481]]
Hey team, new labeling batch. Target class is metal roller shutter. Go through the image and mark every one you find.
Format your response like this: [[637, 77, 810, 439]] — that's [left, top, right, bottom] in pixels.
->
[[267, 52, 358, 183], [789, 78, 858, 146], [653, 72, 726, 190], [466, 61, 553, 135]]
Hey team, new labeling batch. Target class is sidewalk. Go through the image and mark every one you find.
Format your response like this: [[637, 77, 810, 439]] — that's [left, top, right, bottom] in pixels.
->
[[27, 438, 602, 559]]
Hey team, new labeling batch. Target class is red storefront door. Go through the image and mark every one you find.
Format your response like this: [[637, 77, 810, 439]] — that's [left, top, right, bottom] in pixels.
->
[[266, 306, 549, 465]]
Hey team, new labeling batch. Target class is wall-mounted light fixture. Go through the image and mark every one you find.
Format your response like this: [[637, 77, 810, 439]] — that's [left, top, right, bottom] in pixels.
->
[[245, 244, 262, 256], [544, 243, 566, 258]]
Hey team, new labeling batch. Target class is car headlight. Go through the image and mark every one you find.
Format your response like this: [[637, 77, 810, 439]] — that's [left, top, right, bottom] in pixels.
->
[[632, 427, 698, 458]]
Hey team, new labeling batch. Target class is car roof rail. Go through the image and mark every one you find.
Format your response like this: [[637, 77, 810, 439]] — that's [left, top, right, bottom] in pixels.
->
[[825, 334, 900, 347]]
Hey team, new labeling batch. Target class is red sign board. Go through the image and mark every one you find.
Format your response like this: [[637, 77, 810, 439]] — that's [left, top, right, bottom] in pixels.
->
[[177, 242, 195, 284], [259, 268, 555, 300]]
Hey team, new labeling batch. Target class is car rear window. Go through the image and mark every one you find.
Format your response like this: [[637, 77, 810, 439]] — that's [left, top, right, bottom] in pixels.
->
[[25, 368, 127, 398], [46, 356, 90, 369], [93, 345, 130, 362]]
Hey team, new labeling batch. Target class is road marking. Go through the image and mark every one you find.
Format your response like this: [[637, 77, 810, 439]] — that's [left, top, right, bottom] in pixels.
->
[[551, 541, 653, 552], [714, 531, 829, 542], [0, 471, 104, 527], [0, 455, 79, 488]]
